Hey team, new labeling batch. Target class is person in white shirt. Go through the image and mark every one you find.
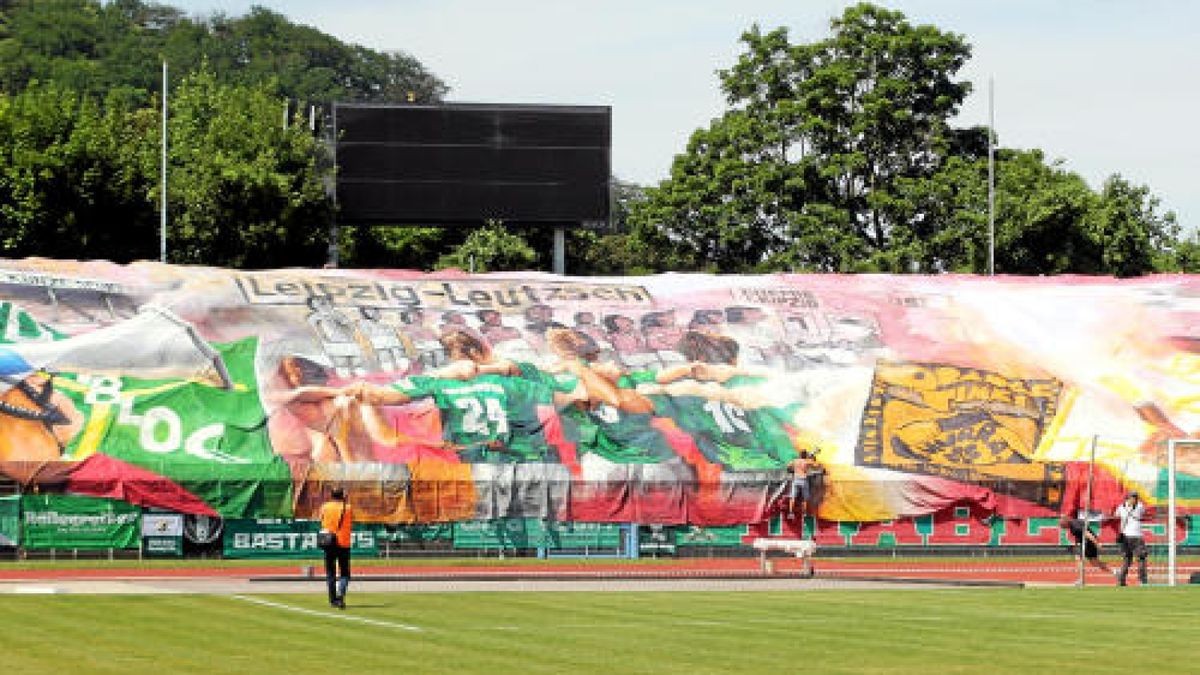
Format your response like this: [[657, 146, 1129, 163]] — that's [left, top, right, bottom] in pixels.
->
[[1114, 492, 1149, 586]]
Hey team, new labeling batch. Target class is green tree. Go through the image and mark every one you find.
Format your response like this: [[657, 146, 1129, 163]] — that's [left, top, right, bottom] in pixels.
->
[[877, 154, 989, 273], [0, 0, 105, 94], [565, 179, 663, 276], [0, 82, 159, 260], [629, 3, 1183, 278], [0, 0, 181, 99], [162, 67, 331, 267], [435, 222, 537, 272], [0, 1, 447, 105], [989, 150, 1100, 275], [884, 150, 1180, 277], [1166, 233, 1200, 272], [0, 0, 453, 269], [630, 4, 975, 272], [169, 6, 447, 104], [631, 109, 802, 272], [1089, 174, 1179, 277], [343, 225, 460, 270], [345, 177, 651, 275]]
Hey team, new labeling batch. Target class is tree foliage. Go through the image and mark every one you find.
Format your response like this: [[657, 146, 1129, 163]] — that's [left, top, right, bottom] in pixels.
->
[[435, 222, 538, 273], [1090, 174, 1180, 277], [0, 82, 159, 260], [0, 69, 333, 267], [162, 67, 332, 267], [628, 3, 1185, 277], [0, 0, 447, 104], [0, 0, 443, 267], [629, 5, 977, 273]]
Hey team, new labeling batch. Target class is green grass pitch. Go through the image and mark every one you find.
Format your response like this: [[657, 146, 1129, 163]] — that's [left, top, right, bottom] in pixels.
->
[[2, 588, 1196, 674]]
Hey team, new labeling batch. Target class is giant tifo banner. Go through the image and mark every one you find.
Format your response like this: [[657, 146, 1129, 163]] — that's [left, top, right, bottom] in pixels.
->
[[0, 259, 1197, 526]]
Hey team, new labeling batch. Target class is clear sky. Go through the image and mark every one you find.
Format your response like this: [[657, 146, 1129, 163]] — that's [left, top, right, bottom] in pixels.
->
[[168, 0, 1199, 230]]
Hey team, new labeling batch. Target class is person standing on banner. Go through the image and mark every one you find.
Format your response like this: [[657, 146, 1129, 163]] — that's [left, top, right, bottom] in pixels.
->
[[787, 450, 821, 521], [319, 487, 354, 608], [1114, 491, 1149, 586]]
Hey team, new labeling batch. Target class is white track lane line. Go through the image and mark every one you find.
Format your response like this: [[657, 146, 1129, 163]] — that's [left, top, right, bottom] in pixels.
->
[[231, 595, 422, 632]]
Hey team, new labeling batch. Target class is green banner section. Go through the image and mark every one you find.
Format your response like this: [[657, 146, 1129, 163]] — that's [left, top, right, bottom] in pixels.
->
[[452, 520, 623, 550], [1184, 515, 1200, 546], [1156, 469, 1200, 503], [673, 525, 750, 547], [21, 494, 140, 549], [222, 518, 379, 558], [452, 520, 529, 549], [0, 496, 19, 546], [544, 521, 623, 549], [374, 523, 454, 544], [56, 338, 294, 519]]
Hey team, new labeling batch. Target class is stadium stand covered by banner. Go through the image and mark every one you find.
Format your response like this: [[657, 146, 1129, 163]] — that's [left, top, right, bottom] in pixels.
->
[[0, 259, 1196, 532]]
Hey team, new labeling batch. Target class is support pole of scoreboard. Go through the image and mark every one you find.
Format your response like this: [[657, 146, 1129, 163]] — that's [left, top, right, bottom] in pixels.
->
[[553, 226, 566, 275]]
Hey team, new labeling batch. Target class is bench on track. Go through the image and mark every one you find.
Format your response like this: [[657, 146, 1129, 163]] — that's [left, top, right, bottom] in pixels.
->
[[751, 538, 816, 577]]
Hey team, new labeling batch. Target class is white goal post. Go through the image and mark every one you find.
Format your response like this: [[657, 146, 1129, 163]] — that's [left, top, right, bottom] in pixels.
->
[[1165, 438, 1191, 587]]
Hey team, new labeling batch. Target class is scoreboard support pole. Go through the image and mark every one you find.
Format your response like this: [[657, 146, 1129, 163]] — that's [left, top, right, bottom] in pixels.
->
[[327, 102, 340, 268], [327, 222, 340, 268], [553, 226, 566, 275]]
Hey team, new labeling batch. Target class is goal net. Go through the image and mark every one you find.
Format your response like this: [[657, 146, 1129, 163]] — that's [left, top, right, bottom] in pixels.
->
[[1087, 438, 1200, 587], [1140, 439, 1199, 586]]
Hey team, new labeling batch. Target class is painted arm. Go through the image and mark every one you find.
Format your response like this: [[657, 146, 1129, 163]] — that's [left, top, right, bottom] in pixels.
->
[[646, 379, 772, 410], [656, 361, 759, 384], [560, 360, 622, 408], [285, 385, 345, 403], [475, 357, 520, 376], [351, 382, 414, 407], [613, 385, 655, 415], [690, 362, 741, 383], [552, 380, 590, 408], [654, 363, 697, 384]]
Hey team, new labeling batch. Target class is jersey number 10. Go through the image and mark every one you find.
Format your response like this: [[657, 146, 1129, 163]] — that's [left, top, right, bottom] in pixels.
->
[[703, 400, 752, 435]]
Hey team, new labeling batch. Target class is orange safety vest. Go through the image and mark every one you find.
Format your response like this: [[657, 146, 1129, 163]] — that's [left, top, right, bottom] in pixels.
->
[[319, 500, 354, 548]]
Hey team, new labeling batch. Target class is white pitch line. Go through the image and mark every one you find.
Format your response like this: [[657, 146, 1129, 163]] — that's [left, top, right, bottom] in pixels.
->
[[8, 586, 64, 594], [231, 595, 422, 632]]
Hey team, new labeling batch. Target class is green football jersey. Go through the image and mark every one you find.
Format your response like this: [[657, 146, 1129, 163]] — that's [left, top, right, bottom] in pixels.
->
[[514, 361, 580, 396], [562, 404, 677, 464], [392, 371, 559, 463], [491, 362, 678, 465], [647, 374, 799, 470]]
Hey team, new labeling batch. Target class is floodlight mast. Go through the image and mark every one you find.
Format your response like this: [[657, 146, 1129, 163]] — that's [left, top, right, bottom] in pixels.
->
[[160, 61, 168, 264], [988, 77, 995, 277], [328, 103, 340, 268]]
